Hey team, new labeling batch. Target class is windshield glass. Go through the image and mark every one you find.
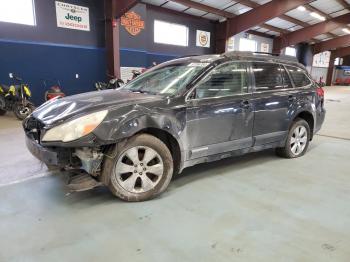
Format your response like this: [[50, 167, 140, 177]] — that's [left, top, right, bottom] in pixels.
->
[[121, 62, 209, 96]]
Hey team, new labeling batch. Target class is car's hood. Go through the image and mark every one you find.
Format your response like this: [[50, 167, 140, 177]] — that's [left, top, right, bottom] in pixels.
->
[[32, 89, 162, 125]]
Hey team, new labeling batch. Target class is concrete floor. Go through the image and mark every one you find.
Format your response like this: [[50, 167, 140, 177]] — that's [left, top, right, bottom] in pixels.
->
[[0, 87, 350, 261]]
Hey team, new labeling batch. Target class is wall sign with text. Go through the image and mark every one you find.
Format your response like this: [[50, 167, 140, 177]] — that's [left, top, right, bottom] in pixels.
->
[[261, 43, 269, 53], [55, 1, 90, 31], [196, 30, 210, 48], [121, 11, 145, 36]]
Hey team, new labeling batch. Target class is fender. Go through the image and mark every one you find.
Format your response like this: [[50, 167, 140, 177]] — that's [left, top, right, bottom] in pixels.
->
[[286, 90, 317, 135], [93, 102, 187, 155]]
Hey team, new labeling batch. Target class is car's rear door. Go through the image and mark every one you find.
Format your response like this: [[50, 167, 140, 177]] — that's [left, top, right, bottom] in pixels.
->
[[185, 61, 254, 160], [250, 62, 295, 146]]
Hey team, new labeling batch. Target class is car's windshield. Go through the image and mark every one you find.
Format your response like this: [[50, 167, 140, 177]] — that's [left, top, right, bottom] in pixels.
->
[[121, 62, 209, 96]]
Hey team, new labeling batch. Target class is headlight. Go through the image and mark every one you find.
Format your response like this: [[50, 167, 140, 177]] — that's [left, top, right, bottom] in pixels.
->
[[42, 110, 108, 142]]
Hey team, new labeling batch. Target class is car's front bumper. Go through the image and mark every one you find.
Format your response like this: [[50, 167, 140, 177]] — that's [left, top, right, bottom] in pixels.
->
[[25, 134, 72, 167]]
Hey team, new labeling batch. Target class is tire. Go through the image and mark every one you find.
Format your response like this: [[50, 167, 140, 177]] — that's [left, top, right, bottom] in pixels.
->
[[101, 134, 174, 202], [276, 118, 310, 158], [14, 102, 35, 120]]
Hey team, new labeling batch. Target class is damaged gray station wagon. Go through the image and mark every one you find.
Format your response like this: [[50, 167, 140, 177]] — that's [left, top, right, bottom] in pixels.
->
[[24, 51, 326, 201]]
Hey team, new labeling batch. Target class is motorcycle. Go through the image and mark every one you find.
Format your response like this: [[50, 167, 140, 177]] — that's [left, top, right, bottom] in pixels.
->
[[95, 76, 124, 91], [0, 74, 35, 120], [126, 70, 142, 83], [43, 79, 65, 101]]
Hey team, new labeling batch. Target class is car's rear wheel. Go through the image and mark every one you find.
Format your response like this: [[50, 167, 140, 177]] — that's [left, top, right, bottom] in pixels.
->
[[102, 134, 173, 201], [276, 118, 310, 158]]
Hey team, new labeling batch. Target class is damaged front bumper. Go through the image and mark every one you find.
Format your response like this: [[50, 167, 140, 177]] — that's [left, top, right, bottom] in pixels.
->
[[25, 134, 70, 166], [25, 134, 105, 176]]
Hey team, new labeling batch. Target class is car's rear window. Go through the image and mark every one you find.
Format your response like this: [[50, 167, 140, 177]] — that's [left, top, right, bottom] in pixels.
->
[[285, 66, 311, 87]]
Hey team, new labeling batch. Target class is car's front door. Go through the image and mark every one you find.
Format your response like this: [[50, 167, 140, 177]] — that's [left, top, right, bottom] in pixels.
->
[[250, 62, 295, 146], [185, 61, 254, 160]]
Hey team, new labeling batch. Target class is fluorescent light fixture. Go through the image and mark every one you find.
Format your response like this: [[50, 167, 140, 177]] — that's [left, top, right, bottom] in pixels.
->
[[297, 6, 306, 11], [310, 12, 326, 21], [342, 28, 350, 34]]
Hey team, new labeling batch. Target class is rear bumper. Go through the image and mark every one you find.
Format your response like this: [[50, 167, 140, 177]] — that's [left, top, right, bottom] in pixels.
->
[[315, 109, 326, 134]]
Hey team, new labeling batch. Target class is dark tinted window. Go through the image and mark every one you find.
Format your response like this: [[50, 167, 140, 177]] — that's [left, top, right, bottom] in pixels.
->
[[285, 66, 311, 87], [194, 62, 248, 99], [252, 62, 290, 91], [280, 65, 293, 88]]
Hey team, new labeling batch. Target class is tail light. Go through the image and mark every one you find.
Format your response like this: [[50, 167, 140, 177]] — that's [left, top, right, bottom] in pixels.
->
[[316, 87, 324, 98]]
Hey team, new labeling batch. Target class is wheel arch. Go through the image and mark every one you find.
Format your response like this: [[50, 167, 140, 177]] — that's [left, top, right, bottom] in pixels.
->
[[293, 111, 315, 140], [135, 127, 182, 175]]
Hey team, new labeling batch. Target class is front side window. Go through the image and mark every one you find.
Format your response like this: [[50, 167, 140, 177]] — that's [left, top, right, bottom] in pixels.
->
[[252, 62, 291, 91], [0, 0, 36, 26], [193, 62, 248, 99], [285, 66, 311, 87], [154, 20, 188, 47], [121, 63, 206, 96]]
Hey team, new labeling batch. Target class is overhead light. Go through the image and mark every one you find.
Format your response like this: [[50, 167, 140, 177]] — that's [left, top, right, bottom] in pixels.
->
[[342, 28, 350, 34], [310, 12, 326, 21], [297, 6, 306, 11]]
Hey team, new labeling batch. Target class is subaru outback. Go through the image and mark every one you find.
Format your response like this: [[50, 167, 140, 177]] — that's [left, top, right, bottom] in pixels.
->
[[23, 51, 325, 201]]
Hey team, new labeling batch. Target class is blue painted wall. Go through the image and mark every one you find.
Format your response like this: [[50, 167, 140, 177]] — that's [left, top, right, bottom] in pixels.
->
[[0, 0, 106, 106], [0, 40, 106, 105]]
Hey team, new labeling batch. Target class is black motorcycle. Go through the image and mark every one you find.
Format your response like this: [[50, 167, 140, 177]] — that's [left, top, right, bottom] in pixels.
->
[[0, 74, 35, 120], [95, 77, 124, 91]]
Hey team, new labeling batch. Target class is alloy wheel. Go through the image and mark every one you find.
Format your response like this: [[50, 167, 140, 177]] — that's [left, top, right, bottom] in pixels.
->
[[290, 125, 308, 156], [114, 146, 164, 193]]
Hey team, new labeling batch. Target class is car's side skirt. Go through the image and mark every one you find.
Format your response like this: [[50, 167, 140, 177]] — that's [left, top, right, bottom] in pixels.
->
[[182, 140, 282, 172]]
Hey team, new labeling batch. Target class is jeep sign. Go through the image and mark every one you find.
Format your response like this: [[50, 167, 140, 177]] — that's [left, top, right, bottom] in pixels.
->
[[55, 1, 90, 31]]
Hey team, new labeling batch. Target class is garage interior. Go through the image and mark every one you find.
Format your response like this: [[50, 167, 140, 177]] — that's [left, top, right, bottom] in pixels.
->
[[0, 0, 350, 261]]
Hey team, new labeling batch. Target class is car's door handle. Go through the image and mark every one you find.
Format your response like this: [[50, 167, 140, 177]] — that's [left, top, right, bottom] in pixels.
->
[[240, 100, 251, 108]]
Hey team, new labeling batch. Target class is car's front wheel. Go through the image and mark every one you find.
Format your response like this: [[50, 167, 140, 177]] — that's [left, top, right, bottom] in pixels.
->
[[102, 134, 173, 201], [276, 118, 310, 158]]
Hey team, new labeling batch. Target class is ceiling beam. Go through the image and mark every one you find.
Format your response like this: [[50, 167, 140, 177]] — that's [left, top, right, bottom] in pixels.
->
[[334, 0, 350, 9], [260, 24, 289, 34], [313, 34, 350, 54], [304, 3, 345, 38], [169, 0, 234, 18], [273, 13, 350, 52], [238, 0, 310, 27], [246, 30, 275, 39], [170, 0, 291, 35], [331, 45, 350, 58], [226, 0, 313, 36], [113, 0, 139, 19], [235, 0, 321, 42]]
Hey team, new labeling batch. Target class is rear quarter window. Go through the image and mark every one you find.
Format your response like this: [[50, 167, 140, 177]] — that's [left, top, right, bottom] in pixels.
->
[[285, 66, 311, 87]]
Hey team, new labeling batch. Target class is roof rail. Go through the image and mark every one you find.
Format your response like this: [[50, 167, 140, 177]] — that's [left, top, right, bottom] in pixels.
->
[[223, 51, 298, 62], [175, 54, 202, 59]]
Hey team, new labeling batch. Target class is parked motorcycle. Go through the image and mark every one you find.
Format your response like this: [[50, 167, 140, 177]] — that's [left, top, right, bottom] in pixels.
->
[[95, 77, 124, 91], [0, 74, 35, 120], [43, 79, 65, 101]]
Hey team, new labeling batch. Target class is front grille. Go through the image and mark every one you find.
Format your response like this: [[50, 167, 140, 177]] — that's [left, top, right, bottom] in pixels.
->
[[24, 116, 45, 143]]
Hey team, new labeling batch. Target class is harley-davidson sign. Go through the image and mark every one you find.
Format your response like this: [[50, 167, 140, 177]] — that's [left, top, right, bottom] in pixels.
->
[[121, 11, 145, 36]]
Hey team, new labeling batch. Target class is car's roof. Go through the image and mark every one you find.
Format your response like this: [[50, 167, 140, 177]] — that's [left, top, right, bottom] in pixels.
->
[[170, 51, 305, 69]]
